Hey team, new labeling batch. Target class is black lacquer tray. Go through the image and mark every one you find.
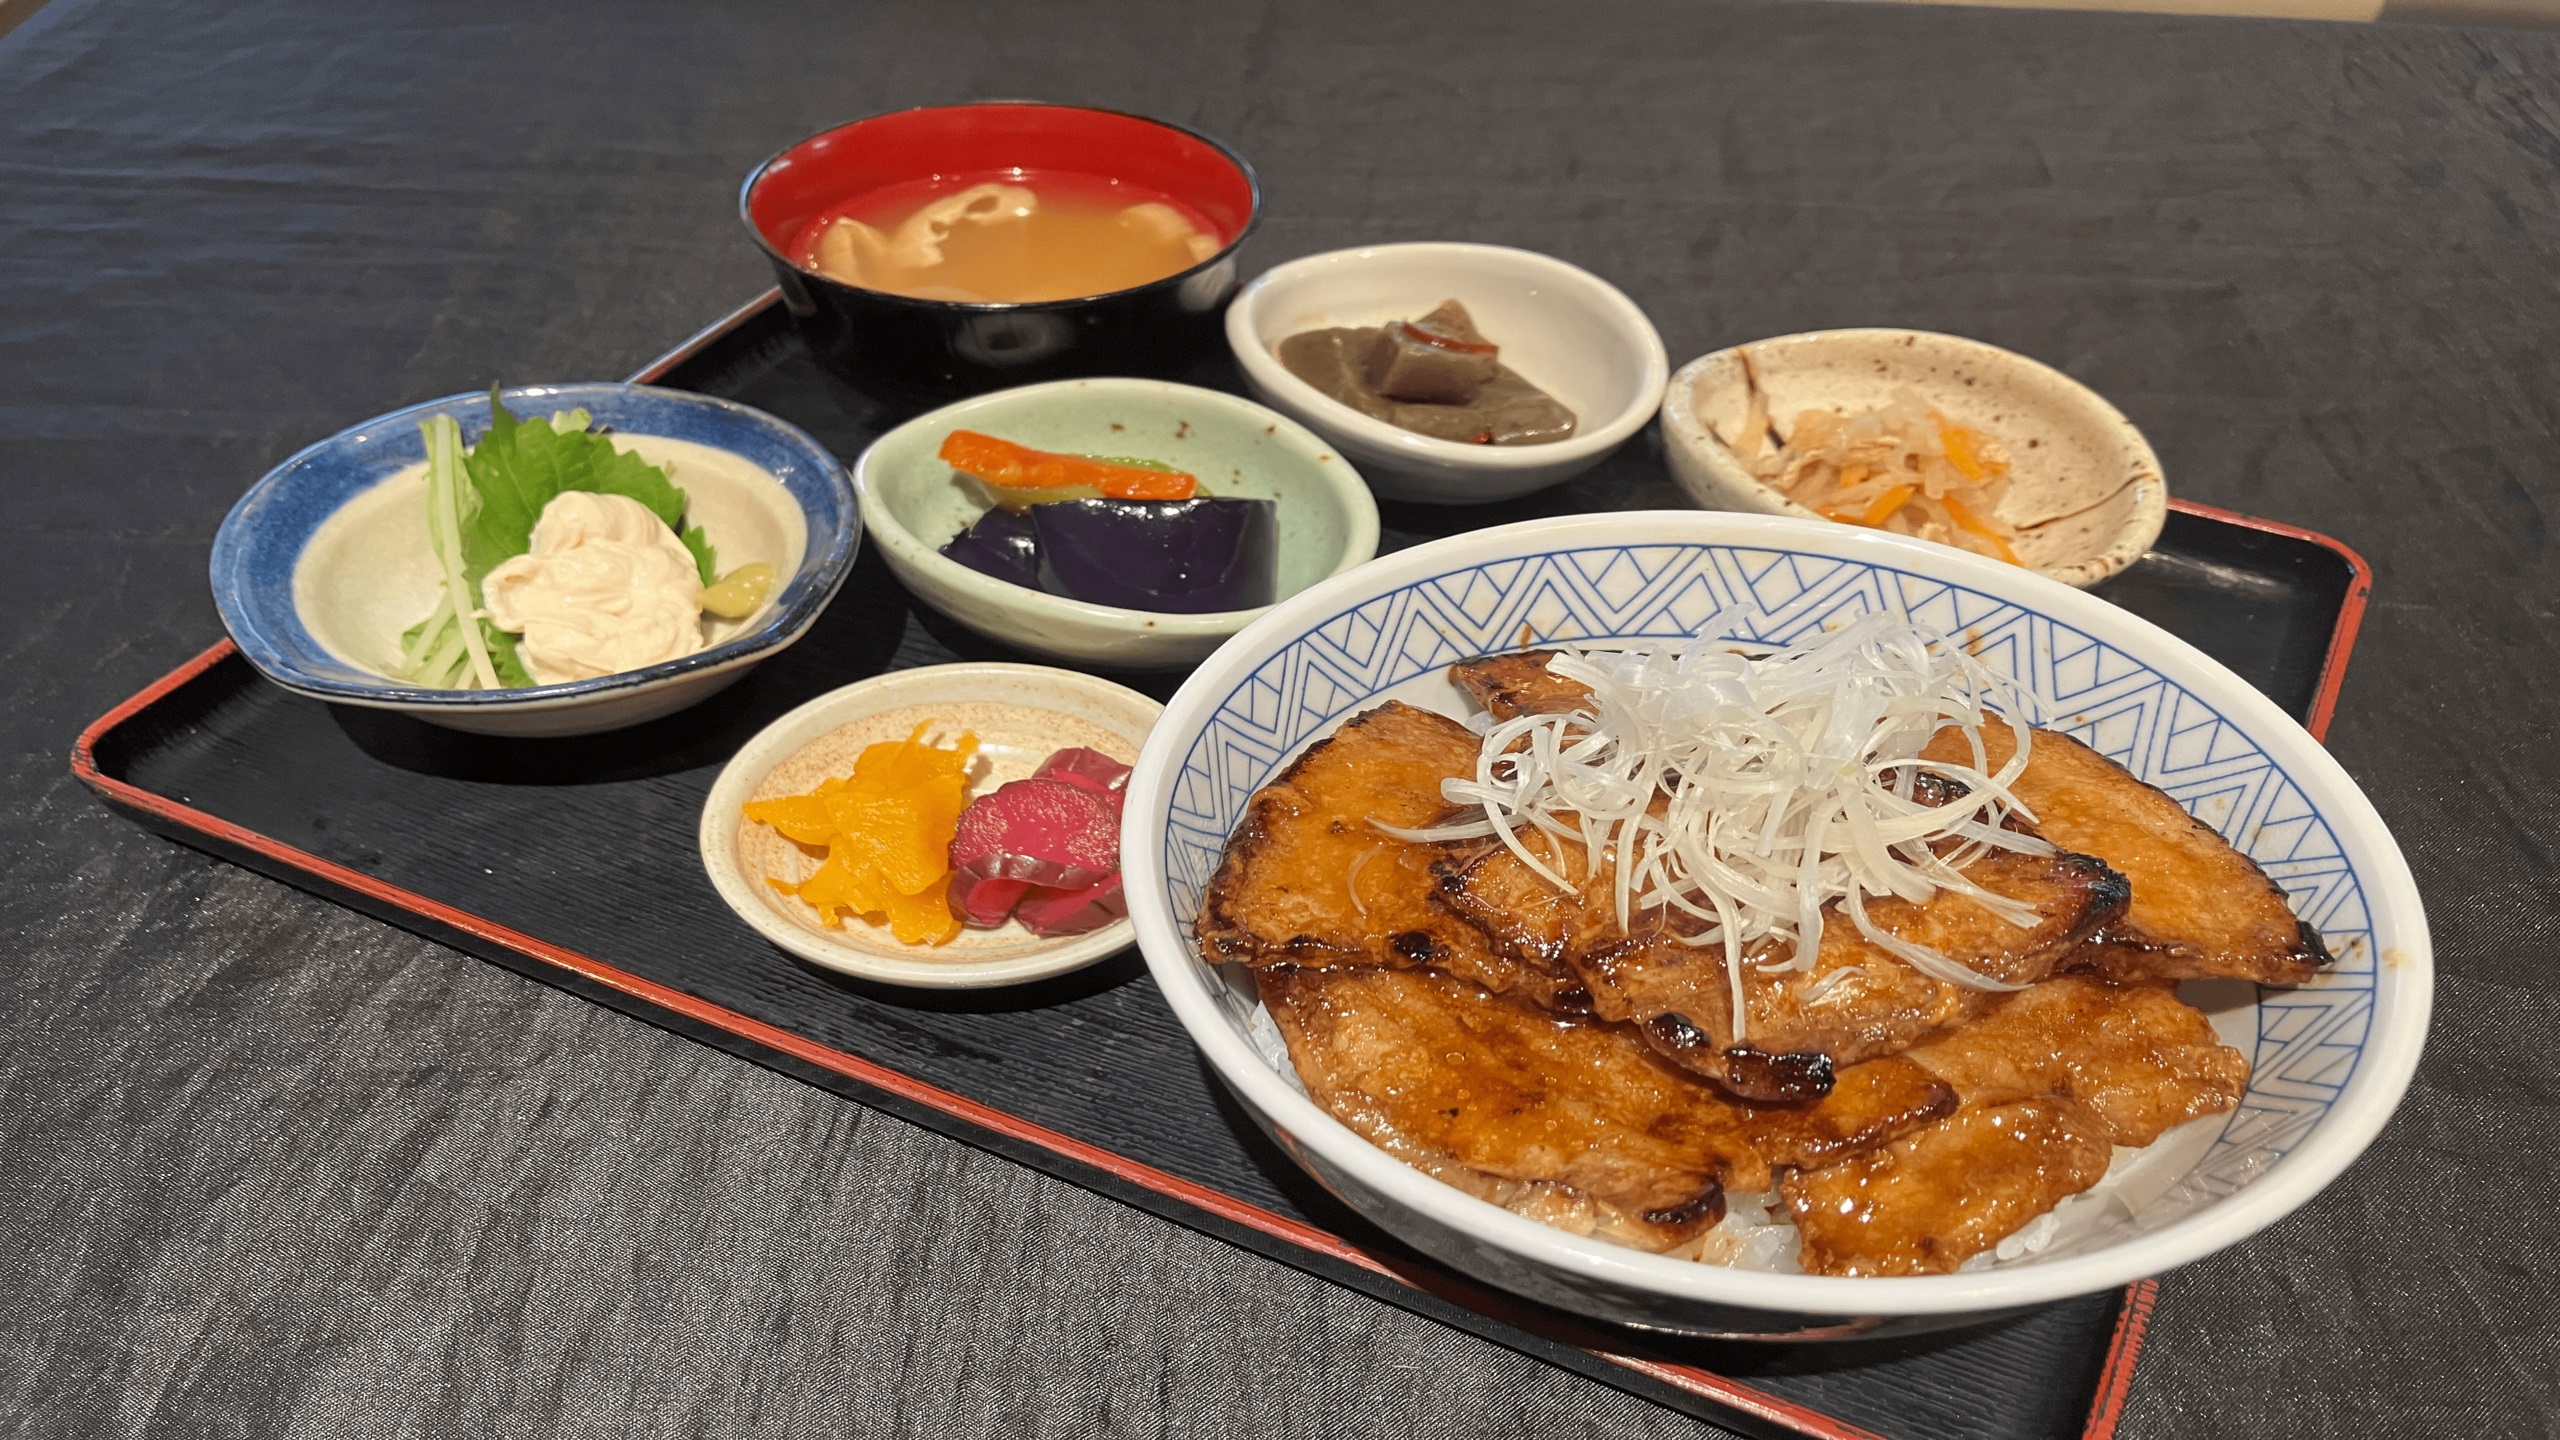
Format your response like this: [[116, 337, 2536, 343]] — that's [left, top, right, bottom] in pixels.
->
[[77, 294, 2371, 1440]]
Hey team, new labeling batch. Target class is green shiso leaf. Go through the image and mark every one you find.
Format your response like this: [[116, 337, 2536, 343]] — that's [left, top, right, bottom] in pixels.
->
[[457, 389, 692, 586], [679, 525, 718, 587]]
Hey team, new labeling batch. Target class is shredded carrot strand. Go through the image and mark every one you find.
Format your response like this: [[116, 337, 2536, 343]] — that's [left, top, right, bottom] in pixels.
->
[[1859, 484, 1917, 527], [1943, 496, 2022, 564]]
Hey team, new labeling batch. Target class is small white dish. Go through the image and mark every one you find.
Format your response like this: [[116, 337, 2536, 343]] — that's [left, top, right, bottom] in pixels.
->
[[213, 383, 859, 738], [1225, 242, 1669, 505], [853, 378, 1379, 669], [1661, 329, 2169, 589], [700, 662, 1161, 989]]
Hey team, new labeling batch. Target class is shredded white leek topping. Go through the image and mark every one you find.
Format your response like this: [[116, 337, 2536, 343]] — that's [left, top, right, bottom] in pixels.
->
[[1382, 613, 2052, 1040]]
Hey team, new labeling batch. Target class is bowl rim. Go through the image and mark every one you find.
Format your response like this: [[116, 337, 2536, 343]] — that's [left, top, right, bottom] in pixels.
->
[[211, 382, 861, 710], [736, 100, 1265, 313], [851, 376, 1382, 638], [698, 661, 1160, 989], [1658, 327, 2170, 589], [1123, 508, 2432, 1317], [1223, 240, 1672, 471]]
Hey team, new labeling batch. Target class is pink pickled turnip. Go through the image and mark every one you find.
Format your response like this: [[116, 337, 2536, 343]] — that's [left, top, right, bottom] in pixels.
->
[[1014, 875, 1126, 938], [948, 776, 1117, 886], [949, 873, 1032, 929], [945, 748, 1131, 933], [1034, 748, 1132, 805]]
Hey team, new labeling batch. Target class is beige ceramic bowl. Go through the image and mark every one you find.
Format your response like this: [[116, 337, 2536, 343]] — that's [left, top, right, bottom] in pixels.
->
[[1660, 329, 2167, 588], [699, 663, 1161, 988]]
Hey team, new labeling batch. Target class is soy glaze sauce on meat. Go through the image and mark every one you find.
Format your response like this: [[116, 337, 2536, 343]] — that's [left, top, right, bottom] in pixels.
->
[[1919, 718, 2329, 985], [1203, 649, 2285, 1277], [1195, 701, 1582, 1007], [1259, 965, 1955, 1255], [1433, 827, 2127, 1094]]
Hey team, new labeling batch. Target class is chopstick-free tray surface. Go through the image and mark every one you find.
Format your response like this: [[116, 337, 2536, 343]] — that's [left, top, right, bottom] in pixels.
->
[[77, 294, 2372, 1440]]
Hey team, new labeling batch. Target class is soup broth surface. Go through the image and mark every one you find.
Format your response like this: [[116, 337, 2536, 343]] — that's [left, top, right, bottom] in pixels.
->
[[799, 171, 1224, 304]]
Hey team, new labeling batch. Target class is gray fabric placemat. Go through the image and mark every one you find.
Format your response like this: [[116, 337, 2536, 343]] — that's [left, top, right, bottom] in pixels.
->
[[4, 0, 2554, 1434]]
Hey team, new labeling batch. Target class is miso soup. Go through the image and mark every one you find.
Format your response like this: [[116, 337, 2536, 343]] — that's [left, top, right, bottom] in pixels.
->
[[798, 172, 1225, 304]]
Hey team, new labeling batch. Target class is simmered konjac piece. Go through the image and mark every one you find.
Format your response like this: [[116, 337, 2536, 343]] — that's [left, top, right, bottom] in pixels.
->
[[1209, 635, 2295, 1278]]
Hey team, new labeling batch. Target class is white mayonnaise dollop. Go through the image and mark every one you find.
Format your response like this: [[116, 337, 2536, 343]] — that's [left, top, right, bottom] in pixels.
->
[[481, 491, 704, 685]]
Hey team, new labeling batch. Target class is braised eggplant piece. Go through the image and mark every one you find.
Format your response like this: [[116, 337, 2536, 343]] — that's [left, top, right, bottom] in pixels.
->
[[940, 495, 1279, 614], [938, 504, 1041, 589], [1033, 496, 1277, 613]]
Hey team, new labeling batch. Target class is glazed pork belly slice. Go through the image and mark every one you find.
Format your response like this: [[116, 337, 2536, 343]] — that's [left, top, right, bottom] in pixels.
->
[[1920, 719, 2329, 985], [1902, 974, 2249, 1148], [1432, 831, 2127, 1098], [1195, 702, 1582, 1007], [1259, 965, 1955, 1254], [1448, 649, 1591, 722], [1778, 1097, 2116, 1277]]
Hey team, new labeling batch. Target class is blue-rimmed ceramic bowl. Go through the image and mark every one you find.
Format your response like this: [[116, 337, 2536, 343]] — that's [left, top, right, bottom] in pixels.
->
[[1122, 510, 2429, 1340], [211, 383, 858, 737]]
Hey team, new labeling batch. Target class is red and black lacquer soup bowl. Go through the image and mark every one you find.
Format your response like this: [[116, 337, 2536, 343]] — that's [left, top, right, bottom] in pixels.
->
[[740, 103, 1262, 406]]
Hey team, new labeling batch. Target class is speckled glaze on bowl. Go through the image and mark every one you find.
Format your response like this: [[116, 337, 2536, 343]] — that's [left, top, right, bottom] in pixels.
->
[[853, 378, 1379, 669], [741, 103, 1261, 405], [700, 663, 1160, 988], [1121, 511, 2428, 1340], [211, 383, 858, 738], [1226, 242, 1669, 505], [1661, 330, 2168, 588]]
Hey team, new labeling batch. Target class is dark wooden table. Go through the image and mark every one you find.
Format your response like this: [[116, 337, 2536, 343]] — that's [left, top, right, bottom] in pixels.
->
[[4, 0, 2554, 1435]]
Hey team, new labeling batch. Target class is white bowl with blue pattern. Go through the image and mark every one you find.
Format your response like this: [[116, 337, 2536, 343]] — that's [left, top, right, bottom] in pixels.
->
[[211, 384, 858, 737], [1121, 511, 2429, 1340]]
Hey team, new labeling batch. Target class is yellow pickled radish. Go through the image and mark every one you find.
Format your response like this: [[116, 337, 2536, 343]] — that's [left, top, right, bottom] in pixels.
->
[[743, 721, 976, 945]]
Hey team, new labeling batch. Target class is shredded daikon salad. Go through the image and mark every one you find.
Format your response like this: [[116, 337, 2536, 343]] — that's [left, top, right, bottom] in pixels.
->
[[1385, 614, 2052, 1039], [1721, 374, 2024, 566]]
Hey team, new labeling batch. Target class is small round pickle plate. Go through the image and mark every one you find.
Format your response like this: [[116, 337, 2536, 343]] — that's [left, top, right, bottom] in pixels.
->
[[700, 663, 1161, 988]]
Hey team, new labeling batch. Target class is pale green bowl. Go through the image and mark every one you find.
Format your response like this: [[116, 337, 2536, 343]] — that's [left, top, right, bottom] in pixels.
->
[[853, 378, 1381, 668]]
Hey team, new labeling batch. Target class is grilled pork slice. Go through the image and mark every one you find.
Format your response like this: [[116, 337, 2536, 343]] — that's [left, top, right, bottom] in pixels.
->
[[1433, 833, 2126, 1094], [1903, 975, 2248, 1147], [1921, 720, 2328, 985], [1448, 650, 1591, 721], [1778, 1097, 2115, 1277], [1196, 703, 1579, 1005], [1260, 965, 1954, 1253]]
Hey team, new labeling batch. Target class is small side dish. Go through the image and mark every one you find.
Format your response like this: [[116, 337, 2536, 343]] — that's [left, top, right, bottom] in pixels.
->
[[743, 721, 1130, 948], [1661, 330, 2167, 588], [1224, 243, 1669, 504], [933, 429, 1279, 613], [701, 663, 1161, 989], [851, 378, 1378, 668], [395, 391, 777, 689], [1275, 299, 1577, 446]]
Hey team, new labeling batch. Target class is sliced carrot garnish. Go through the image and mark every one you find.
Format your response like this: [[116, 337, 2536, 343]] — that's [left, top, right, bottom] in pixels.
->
[[937, 429, 1197, 500]]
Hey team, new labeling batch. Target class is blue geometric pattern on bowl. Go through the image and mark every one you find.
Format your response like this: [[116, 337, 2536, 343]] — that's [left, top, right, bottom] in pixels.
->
[[210, 383, 858, 705], [1163, 543, 2374, 1221]]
